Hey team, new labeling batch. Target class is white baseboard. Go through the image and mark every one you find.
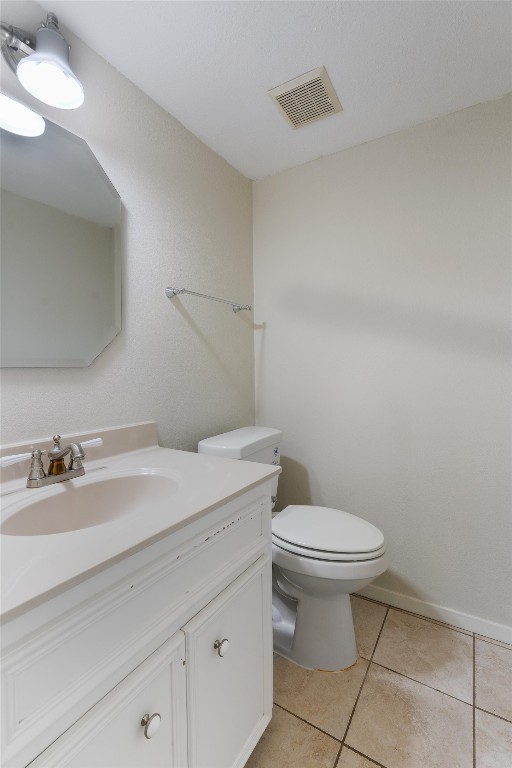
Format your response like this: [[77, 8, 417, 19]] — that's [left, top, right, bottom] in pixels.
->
[[358, 584, 512, 645]]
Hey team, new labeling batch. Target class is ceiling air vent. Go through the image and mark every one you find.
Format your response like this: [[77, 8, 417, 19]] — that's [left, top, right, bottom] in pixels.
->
[[268, 66, 342, 129]]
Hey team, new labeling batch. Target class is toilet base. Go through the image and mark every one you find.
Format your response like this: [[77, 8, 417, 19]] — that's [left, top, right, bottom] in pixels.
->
[[271, 543, 387, 671], [272, 578, 357, 671]]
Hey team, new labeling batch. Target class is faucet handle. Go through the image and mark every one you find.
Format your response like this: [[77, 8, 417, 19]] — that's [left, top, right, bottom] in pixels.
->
[[0, 451, 35, 467], [1, 449, 47, 483], [79, 438, 103, 450], [28, 449, 47, 482]]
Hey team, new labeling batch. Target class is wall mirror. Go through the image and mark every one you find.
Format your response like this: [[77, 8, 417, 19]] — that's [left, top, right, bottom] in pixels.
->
[[1, 119, 121, 367]]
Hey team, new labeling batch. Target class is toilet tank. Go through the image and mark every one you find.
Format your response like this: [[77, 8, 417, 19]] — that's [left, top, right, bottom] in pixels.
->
[[198, 427, 282, 464], [198, 427, 282, 503]]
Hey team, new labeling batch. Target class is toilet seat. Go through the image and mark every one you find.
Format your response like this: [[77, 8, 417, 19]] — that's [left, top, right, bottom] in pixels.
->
[[272, 505, 385, 562]]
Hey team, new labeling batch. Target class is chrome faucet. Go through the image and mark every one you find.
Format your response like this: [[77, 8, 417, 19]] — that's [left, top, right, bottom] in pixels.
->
[[47, 435, 86, 476], [1, 435, 103, 488]]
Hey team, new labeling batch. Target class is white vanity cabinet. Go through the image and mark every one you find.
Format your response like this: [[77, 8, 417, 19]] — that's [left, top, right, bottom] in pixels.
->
[[1, 482, 274, 768]]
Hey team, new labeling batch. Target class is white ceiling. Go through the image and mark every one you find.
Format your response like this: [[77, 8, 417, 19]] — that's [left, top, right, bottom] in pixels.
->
[[43, 1, 512, 180]]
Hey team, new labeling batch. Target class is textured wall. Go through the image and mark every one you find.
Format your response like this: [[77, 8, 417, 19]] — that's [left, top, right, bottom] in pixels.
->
[[0, 2, 254, 449], [253, 96, 512, 628]]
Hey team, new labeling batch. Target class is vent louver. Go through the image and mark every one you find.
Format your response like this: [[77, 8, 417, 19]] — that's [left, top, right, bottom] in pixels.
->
[[268, 66, 342, 129]]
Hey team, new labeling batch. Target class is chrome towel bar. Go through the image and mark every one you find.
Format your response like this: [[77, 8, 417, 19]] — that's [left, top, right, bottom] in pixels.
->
[[165, 287, 252, 313]]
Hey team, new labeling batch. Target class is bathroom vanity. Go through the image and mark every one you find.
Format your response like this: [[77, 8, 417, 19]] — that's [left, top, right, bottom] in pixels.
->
[[0, 422, 279, 768]]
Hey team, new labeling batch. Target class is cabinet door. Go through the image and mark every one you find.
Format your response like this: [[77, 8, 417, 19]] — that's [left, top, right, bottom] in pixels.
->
[[29, 632, 187, 768], [183, 556, 272, 768]]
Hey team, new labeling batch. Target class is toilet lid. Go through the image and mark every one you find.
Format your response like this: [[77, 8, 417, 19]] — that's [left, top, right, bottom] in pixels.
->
[[272, 505, 385, 560]]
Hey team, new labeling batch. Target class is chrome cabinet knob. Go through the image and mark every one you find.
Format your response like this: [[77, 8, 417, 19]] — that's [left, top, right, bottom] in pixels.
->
[[213, 638, 230, 657], [141, 712, 161, 739]]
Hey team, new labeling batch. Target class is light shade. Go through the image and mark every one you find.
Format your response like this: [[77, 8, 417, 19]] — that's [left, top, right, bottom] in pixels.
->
[[0, 93, 45, 136], [16, 21, 84, 109]]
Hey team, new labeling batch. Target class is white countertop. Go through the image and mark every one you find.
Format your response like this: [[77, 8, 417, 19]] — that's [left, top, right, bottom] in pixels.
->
[[1, 444, 279, 621]]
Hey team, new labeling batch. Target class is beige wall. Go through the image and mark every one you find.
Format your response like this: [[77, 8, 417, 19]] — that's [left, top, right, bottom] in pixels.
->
[[253, 96, 512, 632], [0, 2, 254, 449]]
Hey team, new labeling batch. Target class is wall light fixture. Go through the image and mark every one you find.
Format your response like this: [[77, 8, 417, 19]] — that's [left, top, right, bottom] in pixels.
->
[[0, 92, 45, 136], [1, 12, 83, 110]]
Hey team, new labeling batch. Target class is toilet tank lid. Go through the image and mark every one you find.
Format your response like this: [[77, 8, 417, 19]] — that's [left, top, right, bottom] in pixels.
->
[[198, 427, 282, 458]]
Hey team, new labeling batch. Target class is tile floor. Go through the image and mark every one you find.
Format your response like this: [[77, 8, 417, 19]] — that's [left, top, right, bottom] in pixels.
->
[[246, 596, 512, 768]]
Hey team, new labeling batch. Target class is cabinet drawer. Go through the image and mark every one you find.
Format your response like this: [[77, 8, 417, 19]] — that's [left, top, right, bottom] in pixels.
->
[[183, 557, 273, 768], [28, 632, 187, 768]]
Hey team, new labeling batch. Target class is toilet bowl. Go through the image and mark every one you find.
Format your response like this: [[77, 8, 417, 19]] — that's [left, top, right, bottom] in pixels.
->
[[198, 427, 387, 671], [272, 504, 387, 670]]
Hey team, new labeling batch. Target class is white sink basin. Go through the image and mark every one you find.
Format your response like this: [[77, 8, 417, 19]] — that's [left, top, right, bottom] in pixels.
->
[[1, 471, 178, 536]]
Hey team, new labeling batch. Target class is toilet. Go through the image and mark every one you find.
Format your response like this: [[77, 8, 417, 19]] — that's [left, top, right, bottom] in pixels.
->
[[198, 427, 387, 671]]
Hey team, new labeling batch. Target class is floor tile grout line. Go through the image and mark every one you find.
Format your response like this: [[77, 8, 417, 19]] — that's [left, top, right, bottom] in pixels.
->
[[340, 604, 391, 747], [386, 605, 473, 638], [353, 594, 389, 608], [369, 660, 474, 707], [473, 633, 476, 768], [475, 706, 512, 725], [272, 702, 343, 745], [331, 742, 343, 768], [474, 634, 512, 650], [343, 744, 389, 768], [369, 605, 391, 661], [355, 594, 509, 646], [339, 661, 373, 747]]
